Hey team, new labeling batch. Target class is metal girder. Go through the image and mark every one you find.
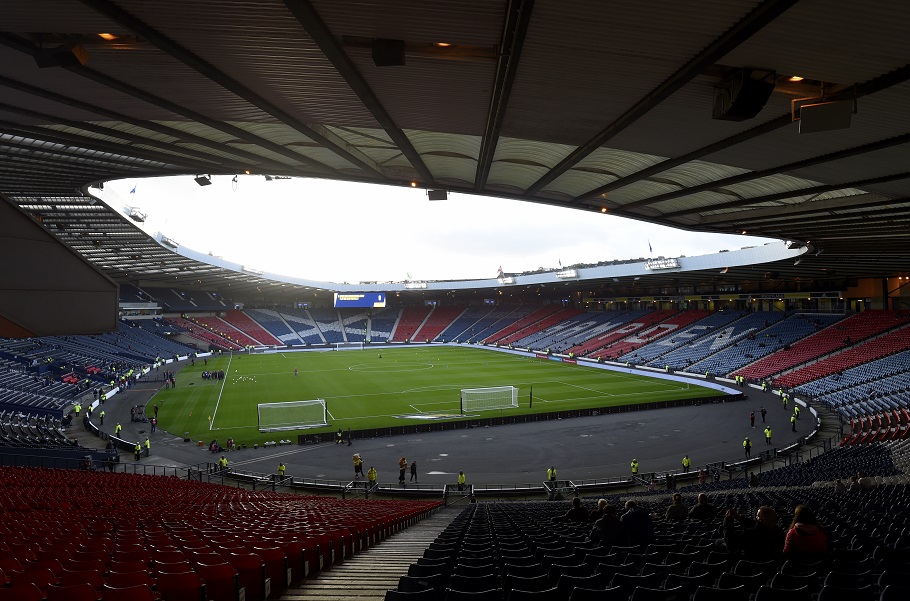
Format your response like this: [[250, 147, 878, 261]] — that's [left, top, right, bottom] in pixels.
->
[[0, 74, 296, 174], [622, 133, 910, 211], [523, 0, 799, 196], [670, 172, 910, 220], [475, 0, 536, 190], [78, 0, 385, 179], [281, 0, 435, 185]]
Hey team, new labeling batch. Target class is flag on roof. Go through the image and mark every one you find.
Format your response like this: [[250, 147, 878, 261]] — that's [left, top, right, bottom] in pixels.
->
[[130, 185, 137, 194], [497, 265, 503, 277], [406, 273, 412, 280], [648, 240, 652, 254], [558, 258, 562, 267]]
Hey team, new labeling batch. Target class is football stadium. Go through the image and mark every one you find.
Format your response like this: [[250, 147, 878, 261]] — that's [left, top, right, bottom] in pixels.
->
[[1, 2, 910, 600]]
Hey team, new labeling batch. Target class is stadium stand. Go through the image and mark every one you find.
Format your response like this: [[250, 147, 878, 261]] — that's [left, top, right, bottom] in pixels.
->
[[413, 306, 466, 342], [245, 309, 305, 345], [652, 312, 789, 372], [466, 305, 537, 343], [191, 316, 261, 348], [619, 311, 745, 366], [392, 307, 432, 342], [0, 466, 441, 598], [224, 310, 284, 346], [143, 288, 228, 312], [513, 309, 608, 352], [280, 309, 326, 344], [496, 307, 584, 347], [341, 310, 370, 342], [775, 323, 910, 389], [438, 306, 497, 342], [368, 308, 400, 343], [164, 317, 242, 350], [590, 310, 704, 360], [566, 309, 655, 357], [309, 308, 345, 343], [691, 313, 844, 378], [735, 311, 910, 383], [486, 306, 563, 345]]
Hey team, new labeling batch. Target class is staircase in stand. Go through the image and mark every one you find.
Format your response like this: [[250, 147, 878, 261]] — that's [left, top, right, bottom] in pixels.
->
[[280, 505, 463, 600]]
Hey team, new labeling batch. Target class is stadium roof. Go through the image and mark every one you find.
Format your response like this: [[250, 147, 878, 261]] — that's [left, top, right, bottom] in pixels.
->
[[1, 0, 909, 329]]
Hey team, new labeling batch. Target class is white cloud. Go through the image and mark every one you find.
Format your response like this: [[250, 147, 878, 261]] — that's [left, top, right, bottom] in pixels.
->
[[107, 176, 777, 282]]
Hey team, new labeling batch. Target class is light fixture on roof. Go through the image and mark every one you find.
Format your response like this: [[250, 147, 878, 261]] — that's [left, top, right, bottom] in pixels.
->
[[600, 207, 607, 213], [244, 169, 251, 175], [788, 75, 805, 82], [434, 42, 453, 48], [98, 33, 117, 41], [194, 175, 212, 186], [410, 181, 417, 188], [794, 259, 802, 266]]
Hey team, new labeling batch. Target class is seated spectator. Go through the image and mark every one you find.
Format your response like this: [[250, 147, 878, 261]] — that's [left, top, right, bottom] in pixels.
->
[[783, 505, 827, 559], [722, 506, 784, 560], [621, 500, 655, 545], [688, 493, 718, 521], [564, 496, 588, 523], [589, 498, 607, 522], [665, 493, 688, 521], [848, 475, 862, 492], [834, 479, 847, 493], [857, 471, 875, 490], [590, 504, 622, 547]]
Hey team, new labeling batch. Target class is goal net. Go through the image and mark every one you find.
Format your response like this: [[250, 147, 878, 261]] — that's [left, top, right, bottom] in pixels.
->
[[334, 342, 364, 350], [460, 386, 519, 413], [258, 399, 327, 432]]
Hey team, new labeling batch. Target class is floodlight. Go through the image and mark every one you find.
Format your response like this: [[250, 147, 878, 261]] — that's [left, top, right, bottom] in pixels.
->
[[194, 175, 212, 186]]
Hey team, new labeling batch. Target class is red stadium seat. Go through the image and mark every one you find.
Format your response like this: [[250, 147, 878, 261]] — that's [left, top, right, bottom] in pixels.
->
[[100, 584, 158, 601], [155, 570, 207, 601], [0, 583, 45, 601], [47, 583, 102, 601]]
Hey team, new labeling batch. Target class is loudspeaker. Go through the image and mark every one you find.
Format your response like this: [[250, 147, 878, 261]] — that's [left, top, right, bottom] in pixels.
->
[[799, 100, 852, 134], [372, 39, 406, 67], [34, 44, 89, 68], [427, 189, 447, 201], [713, 68, 776, 121]]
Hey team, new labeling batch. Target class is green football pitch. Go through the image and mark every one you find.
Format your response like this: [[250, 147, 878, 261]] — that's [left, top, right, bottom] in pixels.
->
[[152, 346, 721, 445]]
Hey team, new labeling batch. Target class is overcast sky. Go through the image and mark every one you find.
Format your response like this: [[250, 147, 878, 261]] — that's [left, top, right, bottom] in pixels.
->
[[104, 176, 776, 283]]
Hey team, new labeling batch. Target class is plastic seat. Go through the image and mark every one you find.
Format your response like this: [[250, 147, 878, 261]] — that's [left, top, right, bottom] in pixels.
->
[[816, 584, 874, 601], [507, 588, 560, 601], [60, 567, 106, 590], [25, 558, 64, 576], [503, 574, 551, 593], [754, 585, 812, 601], [226, 553, 267, 601], [194, 561, 239, 601], [46, 583, 102, 601], [385, 590, 439, 601], [0, 558, 24, 574], [568, 586, 624, 601], [630, 585, 685, 601], [65, 559, 107, 574], [444, 590, 501, 601], [718, 572, 766, 594], [558, 573, 613, 598], [11, 567, 58, 591], [155, 570, 206, 601], [0, 583, 45, 601], [252, 546, 289, 593], [107, 570, 156, 589], [100, 583, 157, 601], [398, 574, 445, 593], [109, 560, 149, 574], [454, 564, 496, 578], [408, 564, 447, 579], [770, 573, 819, 592], [693, 585, 749, 601], [447, 574, 499, 593]]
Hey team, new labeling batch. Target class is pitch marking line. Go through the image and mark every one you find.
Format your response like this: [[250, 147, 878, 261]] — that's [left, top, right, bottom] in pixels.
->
[[209, 353, 233, 431]]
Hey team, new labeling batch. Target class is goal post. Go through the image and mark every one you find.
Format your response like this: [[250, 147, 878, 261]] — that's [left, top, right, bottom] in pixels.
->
[[334, 341, 364, 350], [258, 399, 327, 432], [460, 386, 519, 414]]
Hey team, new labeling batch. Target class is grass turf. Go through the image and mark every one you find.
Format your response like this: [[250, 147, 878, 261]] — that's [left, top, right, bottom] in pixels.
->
[[152, 346, 721, 446]]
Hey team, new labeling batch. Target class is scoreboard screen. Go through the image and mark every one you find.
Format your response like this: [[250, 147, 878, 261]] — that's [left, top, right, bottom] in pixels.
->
[[333, 292, 386, 308]]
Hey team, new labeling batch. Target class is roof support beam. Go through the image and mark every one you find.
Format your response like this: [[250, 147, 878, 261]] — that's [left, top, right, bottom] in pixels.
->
[[281, 0, 435, 185], [475, 0, 536, 190], [621, 133, 910, 211], [523, 0, 799, 196], [0, 74, 294, 174], [670, 172, 910, 220], [78, 0, 384, 179], [592, 62, 910, 208]]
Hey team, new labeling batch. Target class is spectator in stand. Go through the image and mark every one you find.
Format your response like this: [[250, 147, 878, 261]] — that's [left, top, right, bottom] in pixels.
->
[[621, 500, 655, 545], [857, 471, 876, 490], [665, 493, 688, 521], [783, 505, 828, 559], [722, 506, 784, 560], [563, 496, 588, 523], [588, 498, 607, 522], [589, 504, 622, 547], [688, 493, 718, 521]]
